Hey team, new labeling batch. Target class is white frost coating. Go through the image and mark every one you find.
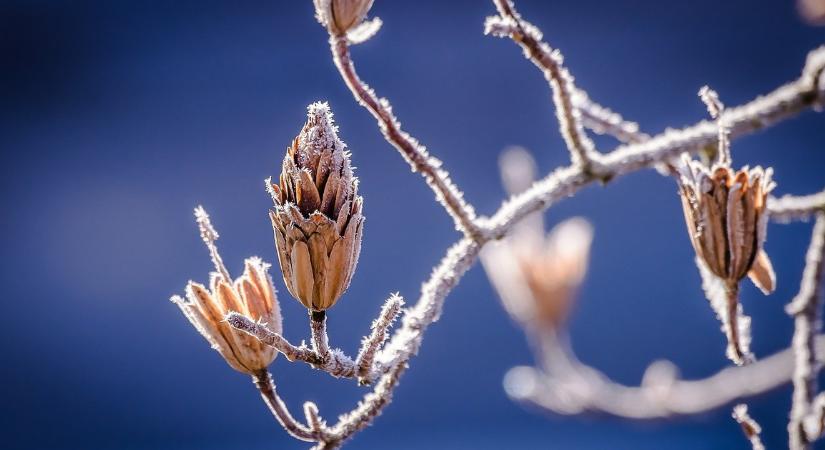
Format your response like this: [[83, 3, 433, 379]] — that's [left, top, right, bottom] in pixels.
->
[[486, 0, 598, 169], [770, 190, 825, 222], [788, 214, 825, 450], [197, 2, 825, 448], [697, 257, 754, 366], [732, 404, 766, 450]]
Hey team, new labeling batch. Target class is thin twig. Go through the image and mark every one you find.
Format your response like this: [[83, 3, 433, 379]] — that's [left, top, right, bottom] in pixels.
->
[[483, 46, 825, 238], [328, 35, 482, 239], [770, 190, 825, 222], [572, 89, 650, 144], [486, 0, 599, 171], [733, 404, 766, 450], [251, 369, 319, 442], [355, 294, 404, 383], [788, 213, 825, 450]]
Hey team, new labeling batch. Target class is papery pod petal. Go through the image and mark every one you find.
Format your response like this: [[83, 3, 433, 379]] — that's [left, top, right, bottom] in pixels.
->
[[216, 280, 244, 313], [335, 199, 351, 235], [297, 169, 321, 215], [321, 169, 340, 217], [324, 237, 348, 309], [315, 150, 333, 195], [700, 190, 728, 278], [726, 183, 747, 280], [173, 293, 224, 355], [748, 250, 776, 295], [307, 233, 330, 308], [290, 240, 315, 309]]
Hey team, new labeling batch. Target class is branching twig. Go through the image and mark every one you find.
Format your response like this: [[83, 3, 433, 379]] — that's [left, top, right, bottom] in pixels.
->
[[228, 294, 404, 384], [788, 213, 825, 450], [327, 35, 482, 239], [485, 0, 599, 172], [251, 369, 320, 442], [770, 190, 825, 222], [733, 404, 766, 450], [355, 294, 403, 383]]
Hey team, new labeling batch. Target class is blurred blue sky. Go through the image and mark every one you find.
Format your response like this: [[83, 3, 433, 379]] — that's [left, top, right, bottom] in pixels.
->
[[1, 0, 824, 449]]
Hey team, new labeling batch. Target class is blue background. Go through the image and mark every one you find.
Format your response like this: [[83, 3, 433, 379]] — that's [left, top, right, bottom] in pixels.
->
[[2, 0, 824, 449]]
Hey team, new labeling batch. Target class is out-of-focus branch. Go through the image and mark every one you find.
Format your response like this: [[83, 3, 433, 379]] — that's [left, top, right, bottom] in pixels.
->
[[485, 0, 599, 171], [733, 404, 766, 450], [770, 190, 825, 222], [504, 332, 825, 419], [327, 35, 482, 239], [788, 214, 825, 450], [355, 294, 403, 383]]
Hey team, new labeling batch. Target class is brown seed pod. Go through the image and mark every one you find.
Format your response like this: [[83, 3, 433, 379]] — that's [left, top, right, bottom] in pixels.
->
[[678, 155, 776, 294], [313, 0, 374, 36], [268, 102, 364, 311], [172, 207, 282, 374]]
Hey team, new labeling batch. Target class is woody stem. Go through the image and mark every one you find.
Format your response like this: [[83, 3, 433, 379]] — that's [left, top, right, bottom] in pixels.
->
[[251, 369, 317, 442], [310, 310, 331, 362], [725, 281, 746, 365]]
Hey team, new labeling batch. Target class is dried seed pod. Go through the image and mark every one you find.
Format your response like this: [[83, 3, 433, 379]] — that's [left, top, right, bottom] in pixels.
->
[[313, 0, 374, 36], [172, 207, 282, 374], [268, 102, 364, 311], [482, 217, 593, 329], [678, 155, 776, 294]]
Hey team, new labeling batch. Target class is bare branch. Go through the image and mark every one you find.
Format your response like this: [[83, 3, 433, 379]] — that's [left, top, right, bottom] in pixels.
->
[[770, 190, 825, 222], [504, 333, 825, 419], [733, 404, 766, 450], [327, 35, 482, 239], [356, 294, 404, 383], [484, 46, 825, 238], [486, 0, 599, 171], [310, 310, 332, 362], [572, 89, 650, 144], [251, 369, 320, 442], [789, 213, 825, 450], [228, 313, 360, 380], [696, 259, 754, 366]]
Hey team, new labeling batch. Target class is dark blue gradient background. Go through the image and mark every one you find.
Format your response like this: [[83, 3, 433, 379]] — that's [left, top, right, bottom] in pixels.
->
[[2, 1, 824, 449]]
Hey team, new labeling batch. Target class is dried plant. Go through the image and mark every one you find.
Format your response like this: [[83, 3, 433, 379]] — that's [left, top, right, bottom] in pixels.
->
[[171, 1, 825, 448]]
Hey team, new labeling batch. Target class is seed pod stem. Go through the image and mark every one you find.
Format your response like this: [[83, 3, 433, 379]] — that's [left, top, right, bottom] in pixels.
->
[[310, 309, 331, 361]]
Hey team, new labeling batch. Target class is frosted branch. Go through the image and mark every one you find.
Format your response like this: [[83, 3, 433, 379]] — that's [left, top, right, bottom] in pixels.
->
[[697, 259, 754, 366], [486, 0, 599, 171], [770, 190, 825, 222], [483, 46, 825, 238], [310, 311, 331, 362], [355, 294, 404, 383], [327, 35, 482, 239], [788, 213, 825, 450], [251, 369, 321, 442], [733, 404, 766, 450], [194, 205, 231, 282], [572, 89, 650, 144], [504, 331, 825, 419], [228, 313, 364, 379]]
